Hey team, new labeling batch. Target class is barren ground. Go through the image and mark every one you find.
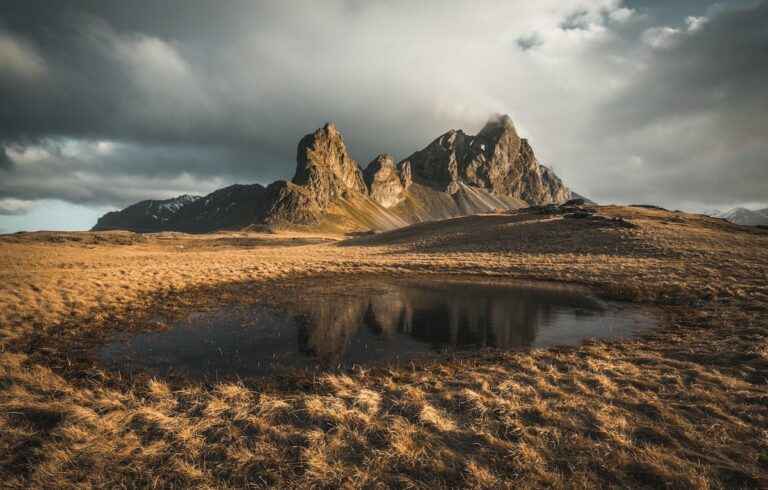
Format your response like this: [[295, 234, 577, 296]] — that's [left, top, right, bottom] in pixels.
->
[[1, 206, 767, 488]]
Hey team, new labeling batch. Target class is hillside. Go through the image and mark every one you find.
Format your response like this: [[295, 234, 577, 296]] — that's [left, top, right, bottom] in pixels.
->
[[2, 205, 767, 487], [92, 194, 201, 232]]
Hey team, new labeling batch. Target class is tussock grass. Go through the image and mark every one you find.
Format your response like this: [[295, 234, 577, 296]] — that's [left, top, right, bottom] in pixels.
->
[[1, 206, 767, 487]]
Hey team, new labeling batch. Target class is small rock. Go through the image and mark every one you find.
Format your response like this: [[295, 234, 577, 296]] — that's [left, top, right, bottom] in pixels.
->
[[564, 198, 585, 206], [564, 211, 593, 219]]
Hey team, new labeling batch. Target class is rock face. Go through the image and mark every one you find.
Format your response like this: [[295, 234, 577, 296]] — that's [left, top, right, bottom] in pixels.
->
[[263, 122, 369, 225], [93, 115, 575, 233], [263, 181, 323, 226], [401, 114, 570, 205], [292, 123, 367, 208], [363, 154, 411, 208]]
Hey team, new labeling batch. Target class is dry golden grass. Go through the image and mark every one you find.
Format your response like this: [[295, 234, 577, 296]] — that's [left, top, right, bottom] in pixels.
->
[[1, 206, 767, 488]]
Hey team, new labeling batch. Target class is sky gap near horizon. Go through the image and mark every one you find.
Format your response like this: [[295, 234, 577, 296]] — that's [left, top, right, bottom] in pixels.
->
[[0, 0, 766, 232]]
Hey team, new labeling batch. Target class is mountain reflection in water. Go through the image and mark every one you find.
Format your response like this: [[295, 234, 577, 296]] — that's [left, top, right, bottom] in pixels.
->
[[100, 279, 656, 378]]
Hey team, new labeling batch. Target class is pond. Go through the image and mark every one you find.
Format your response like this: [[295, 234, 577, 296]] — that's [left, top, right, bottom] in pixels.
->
[[99, 278, 657, 378]]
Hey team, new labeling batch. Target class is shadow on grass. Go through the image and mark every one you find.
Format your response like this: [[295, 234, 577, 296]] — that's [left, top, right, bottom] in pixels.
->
[[340, 212, 675, 259]]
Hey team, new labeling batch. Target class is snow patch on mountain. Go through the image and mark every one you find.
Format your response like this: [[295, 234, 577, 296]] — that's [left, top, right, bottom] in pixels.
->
[[714, 207, 768, 226]]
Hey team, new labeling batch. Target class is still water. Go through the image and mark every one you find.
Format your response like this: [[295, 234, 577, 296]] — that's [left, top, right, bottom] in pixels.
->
[[100, 278, 657, 378]]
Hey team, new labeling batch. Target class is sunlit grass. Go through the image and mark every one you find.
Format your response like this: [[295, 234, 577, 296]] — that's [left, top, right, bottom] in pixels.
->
[[1, 206, 766, 487]]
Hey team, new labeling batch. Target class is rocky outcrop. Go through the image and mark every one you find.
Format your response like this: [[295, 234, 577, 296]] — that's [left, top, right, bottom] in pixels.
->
[[292, 123, 367, 208], [400, 114, 570, 205], [263, 181, 323, 226], [362, 154, 411, 208], [262, 123, 370, 225], [399, 160, 412, 189], [93, 115, 575, 233]]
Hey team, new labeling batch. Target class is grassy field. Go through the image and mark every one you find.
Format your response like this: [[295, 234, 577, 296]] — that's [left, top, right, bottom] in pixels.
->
[[1, 206, 767, 488]]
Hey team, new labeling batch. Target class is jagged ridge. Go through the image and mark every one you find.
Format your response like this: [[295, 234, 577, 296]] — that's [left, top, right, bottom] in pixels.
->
[[93, 195, 201, 232], [93, 115, 575, 233], [400, 114, 569, 204]]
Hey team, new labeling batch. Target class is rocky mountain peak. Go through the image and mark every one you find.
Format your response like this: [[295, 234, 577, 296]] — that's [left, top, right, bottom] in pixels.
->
[[322, 121, 339, 134], [474, 114, 522, 162], [363, 154, 411, 208], [292, 122, 367, 209], [400, 114, 569, 204], [477, 114, 517, 140]]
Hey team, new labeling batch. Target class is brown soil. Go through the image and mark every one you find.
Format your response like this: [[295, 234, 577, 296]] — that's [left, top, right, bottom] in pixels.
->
[[1, 206, 767, 488]]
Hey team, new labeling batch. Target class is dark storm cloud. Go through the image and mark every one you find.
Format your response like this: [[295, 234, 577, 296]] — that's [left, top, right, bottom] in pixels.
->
[[591, 1, 768, 206], [607, 2, 768, 129], [0, 1, 499, 200], [560, 10, 592, 30], [0, 147, 11, 170], [624, 0, 758, 21], [0, 1, 481, 156], [0, 140, 286, 207], [0, 0, 766, 219], [516, 34, 544, 51]]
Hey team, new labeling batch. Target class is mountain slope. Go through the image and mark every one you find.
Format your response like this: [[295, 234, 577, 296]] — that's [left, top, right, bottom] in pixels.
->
[[170, 184, 270, 232], [93, 195, 201, 232], [715, 207, 768, 226], [93, 116, 573, 233]]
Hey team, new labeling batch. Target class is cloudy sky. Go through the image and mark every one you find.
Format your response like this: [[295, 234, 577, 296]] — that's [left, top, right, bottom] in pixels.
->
[[1, 0, 766, 232]]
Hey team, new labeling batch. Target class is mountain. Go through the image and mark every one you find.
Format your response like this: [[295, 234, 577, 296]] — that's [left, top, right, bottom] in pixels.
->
[[715, 207, 768, 226], [260, 122, 383, 228], [169, 184, 270, 232], [93, 115, 574, 233], [401, 115, 570, 204], [93, 194, 200, 232], [92, 186, 273, 233]]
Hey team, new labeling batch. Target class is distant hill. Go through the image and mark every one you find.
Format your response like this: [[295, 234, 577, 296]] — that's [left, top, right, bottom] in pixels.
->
[[93, 195, 201, 232], [714, 207, 768, 227], [93, 115, 582, 233]]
